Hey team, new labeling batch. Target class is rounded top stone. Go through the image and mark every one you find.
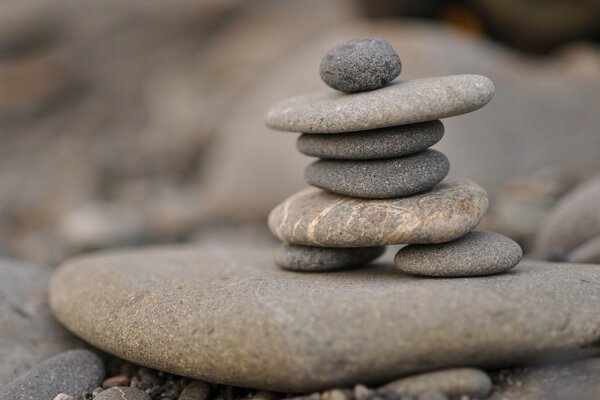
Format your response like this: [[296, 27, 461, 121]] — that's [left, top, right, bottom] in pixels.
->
[[319, 37, 402, 93], [265, 75, 495, 133]]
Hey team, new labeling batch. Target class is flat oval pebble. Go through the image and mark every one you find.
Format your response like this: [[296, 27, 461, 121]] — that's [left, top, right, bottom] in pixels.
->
[[269, 179, 488, 247], [265, 75, 494, 133], [297, 120, 444, 160], [305, 150, 449, 199], [382, 368, 492, 399], [50, 241, 600, 392], [319, 37, 401, 93], [275, 244, 385, 272], [394, 231, 522, 277]]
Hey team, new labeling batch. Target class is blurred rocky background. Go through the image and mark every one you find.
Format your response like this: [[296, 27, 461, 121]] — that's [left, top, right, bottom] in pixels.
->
[[0, 0, 599, 265]]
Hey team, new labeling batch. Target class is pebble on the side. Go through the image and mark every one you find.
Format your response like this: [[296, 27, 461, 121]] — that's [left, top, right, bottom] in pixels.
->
[[297, 120, 444, 160], [320, 37, 401, 93], [394, 231, 523, 277], [304, 149, 449, 199], [94, 386, 151, 400], [276, 244, 385, 272]]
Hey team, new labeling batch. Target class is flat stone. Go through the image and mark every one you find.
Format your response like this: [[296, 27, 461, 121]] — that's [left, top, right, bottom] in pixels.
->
[[50, 241, 600, 392], [0, 349, 104, 400], [319, 37, 401, 93], [275, 244, 385, 272], [382, 368, 492, 399], [0, 257, 83, 385], [265, 75, 494, 133], [567, 235, 600, 264], [304, 150, 449, 199], [268, 179, 488, 247], [95, 387, 151, 400], [394, 231, 523, 277], [296, 120, 444, 160]]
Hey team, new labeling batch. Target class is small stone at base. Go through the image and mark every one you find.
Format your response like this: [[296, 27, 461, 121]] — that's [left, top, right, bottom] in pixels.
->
[[276, 244, 385, 272]]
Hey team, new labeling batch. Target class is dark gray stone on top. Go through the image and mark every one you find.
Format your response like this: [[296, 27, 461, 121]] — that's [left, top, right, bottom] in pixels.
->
[[304, 149, 449, 199], [394, 231, 523, 277], [0, 349, 104, 400], [297, 120, 444, 160], [275, 244, 385, 272], [319, 37, 401, 93]]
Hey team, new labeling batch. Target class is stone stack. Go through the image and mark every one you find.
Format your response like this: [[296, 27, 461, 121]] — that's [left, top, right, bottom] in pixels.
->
[[266, 37, 522, 276]]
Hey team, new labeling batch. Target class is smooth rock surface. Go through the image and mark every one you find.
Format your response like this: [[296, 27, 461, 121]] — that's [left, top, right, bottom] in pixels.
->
[[0, 258, 82, 385], [394, 231, 522, 277], [305, 150, 449, 199], [95, 387, 151, 400], [297, 120, 444, 160], [265, 74, 494, 133], [0, 349, 104, 400], [383, 368, 492, 399], [269, 179, 488, 247], [567, 235, 600, 264], [319, 37, 401, 93], [275, 244, 385, 272], [50, 240, 600, 393], [535, 176, 600, 260]]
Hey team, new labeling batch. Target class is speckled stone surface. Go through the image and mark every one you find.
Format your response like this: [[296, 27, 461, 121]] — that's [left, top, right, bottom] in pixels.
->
[[0, 350, 104, 400], [383, 368, 492, 399], [265, 75, 494, 133], [297, 120, 444, 160], [50, 241, 600, 392], [394, 231, 523, 277], [275, 244, 385, 272], [95, 387, 151, 400], [304, 150, 449, 199], [319, 37, 401, 93], [269, 179, 488, 247], [568, 236, 600, 264]]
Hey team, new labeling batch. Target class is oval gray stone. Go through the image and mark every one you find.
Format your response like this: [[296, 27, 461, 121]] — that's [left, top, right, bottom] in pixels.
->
[[0, 349, 105, 400], [49, 242, 600, 393], [382, 368, 492, 399], [319, 37, 401, 93], [394, 231, 523, 277], [275, 244, 385, 272], [268, 179, 488, 247], [265, 75, 494, 133], [95, 387, 150, 400], [304, 150, 449, 199], [297, 120, 444, 160]]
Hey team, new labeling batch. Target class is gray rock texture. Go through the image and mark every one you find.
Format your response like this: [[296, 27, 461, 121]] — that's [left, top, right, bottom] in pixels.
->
[[265, 74, 494, 133], [394, 231, 522, 277], [319, 37, 401, 93], [49, 242, 600, 393], [275, 244, 385, 272], [95, 387, 151, 400], [296, 120, 444, 160], [534, 176, 600, 260], [567, 236, 600, 264], [0, 349, 104, 400], [382, 368, 492, 399], [0, 258, 82, 385], [269, 179, 488, 247], [304, 150, 449, 199]]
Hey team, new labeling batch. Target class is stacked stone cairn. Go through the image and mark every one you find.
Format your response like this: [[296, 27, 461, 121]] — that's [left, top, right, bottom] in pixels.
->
[[266, 37, 523, 277]]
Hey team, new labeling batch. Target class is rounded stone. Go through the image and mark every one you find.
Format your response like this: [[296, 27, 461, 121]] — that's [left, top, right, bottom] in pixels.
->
[[382, 368, 492, 399], [0, 349, 105, 400], [297, 120, 444, 160], [95, 387, 150, 400], [269, 179, 488, 247], [275, 244, 385, 272], [319, 37, 401, 93], [49, 241, 600, 393], [265, 75, 494, 133], [394, 231, 522, 277], [304, 150, 449, 199]]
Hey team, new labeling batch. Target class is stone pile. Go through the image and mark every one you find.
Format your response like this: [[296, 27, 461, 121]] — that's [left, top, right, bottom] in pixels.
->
[[266, 37, 523, 276]]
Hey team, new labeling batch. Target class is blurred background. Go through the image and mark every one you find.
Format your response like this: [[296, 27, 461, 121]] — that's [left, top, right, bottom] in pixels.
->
[[0, 0, 599, 265]]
